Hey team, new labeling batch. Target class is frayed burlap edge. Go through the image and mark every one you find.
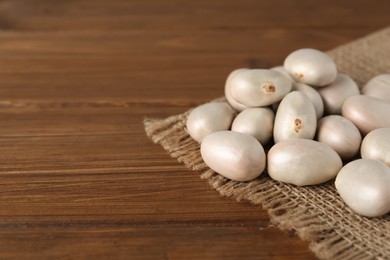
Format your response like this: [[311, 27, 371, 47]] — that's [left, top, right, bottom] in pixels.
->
[[144, 27, 390, 260]]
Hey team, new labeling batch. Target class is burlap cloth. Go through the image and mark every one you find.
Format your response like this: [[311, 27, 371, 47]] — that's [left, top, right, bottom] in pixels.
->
[[144, 27, 390, 259]]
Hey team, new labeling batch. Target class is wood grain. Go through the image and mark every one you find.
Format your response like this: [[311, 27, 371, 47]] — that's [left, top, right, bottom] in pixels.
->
[[0, 0, 389, 259]]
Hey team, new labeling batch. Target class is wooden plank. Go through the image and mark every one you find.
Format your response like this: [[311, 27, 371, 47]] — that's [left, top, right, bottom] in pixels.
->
[[0, 133, 165, 171], [0, 29, 373, 57], [1, 0, 389, 31], [0, 168, 269, 224], [0, 226, 313, 259], [0, 104, 186, 135]]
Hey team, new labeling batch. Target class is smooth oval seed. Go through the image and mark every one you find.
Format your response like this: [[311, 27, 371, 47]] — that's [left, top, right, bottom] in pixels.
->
[[316, 115, 361, 160], [229, 69, 292, 107], [224, 68, 250, 112], [317, 73, 360, 115], [361, 128, 390, 167], [284, 48, 337, 87], [362, 74, 390, 102], [267, 139, 343, 186], [273, 91, 317, 143], [335, 159, 390, 217], [201, 131, 266, 181], [292, 82, 324, 119], [231, 107, 274, 145], [342, 95, 390, 135], [186, 102, 235, 143]]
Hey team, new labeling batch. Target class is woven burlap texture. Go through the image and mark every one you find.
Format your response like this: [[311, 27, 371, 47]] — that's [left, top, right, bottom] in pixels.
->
[[144, 27, 390, 260]]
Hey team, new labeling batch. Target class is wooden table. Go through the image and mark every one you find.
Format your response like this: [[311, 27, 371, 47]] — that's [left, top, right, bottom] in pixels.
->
[[0, 1, 389, 259]]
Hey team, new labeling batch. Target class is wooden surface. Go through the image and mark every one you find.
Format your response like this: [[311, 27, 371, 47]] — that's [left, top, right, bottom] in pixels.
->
[[0, 1, 389, 259]]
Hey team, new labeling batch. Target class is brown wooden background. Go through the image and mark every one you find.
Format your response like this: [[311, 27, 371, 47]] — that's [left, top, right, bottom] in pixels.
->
[[0, 0, 389, 259]]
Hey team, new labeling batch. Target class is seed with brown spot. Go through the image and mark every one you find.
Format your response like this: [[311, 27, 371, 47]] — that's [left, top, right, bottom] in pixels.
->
[[229, 69, 292, 106], [261, 82, 276, 94], [284, 48, 337, 86], [293, 118, 302, 133], [273, 91, 316, 143], [295, 72, 304, 79]]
